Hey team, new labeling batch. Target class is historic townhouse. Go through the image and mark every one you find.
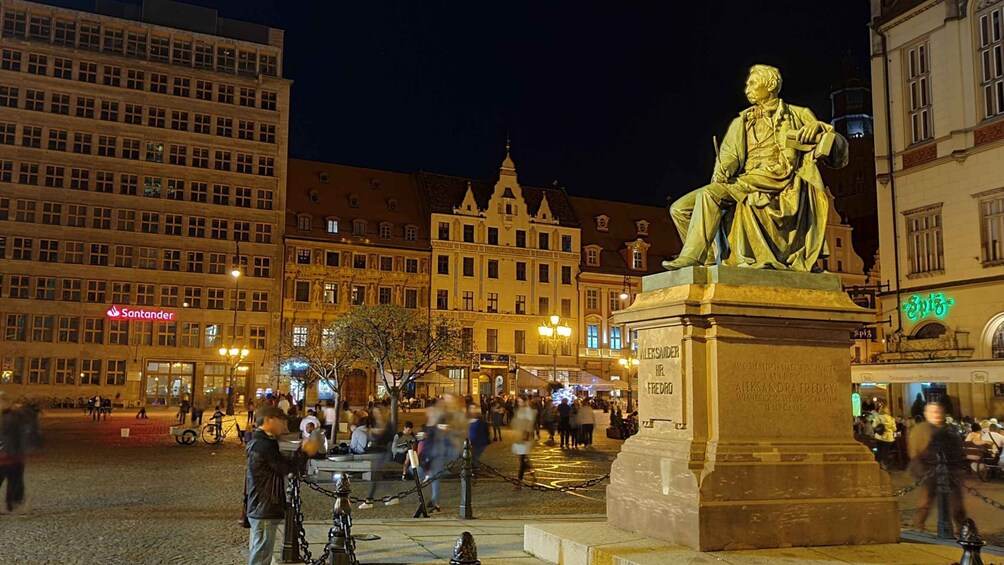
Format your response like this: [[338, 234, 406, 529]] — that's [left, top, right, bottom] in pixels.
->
[[0, 0, 289, 408], [855, 0, 1004, 418], [282, 159, 430, 405], [417, 147, 583, 398]]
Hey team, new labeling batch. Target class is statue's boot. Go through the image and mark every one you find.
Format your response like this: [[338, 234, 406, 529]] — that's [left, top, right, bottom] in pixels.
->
[[662, 256, 701, 270]]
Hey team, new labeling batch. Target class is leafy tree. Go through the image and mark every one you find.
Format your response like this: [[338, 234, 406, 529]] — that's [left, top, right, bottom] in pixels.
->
[[336, 304, 464, 432], [275, 320, 358, 444]]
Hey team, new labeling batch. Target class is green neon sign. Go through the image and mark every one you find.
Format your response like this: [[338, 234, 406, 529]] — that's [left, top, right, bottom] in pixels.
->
[[902, 292, 955, 322]]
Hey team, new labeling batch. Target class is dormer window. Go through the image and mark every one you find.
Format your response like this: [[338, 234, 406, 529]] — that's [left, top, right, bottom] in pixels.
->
[[632, 249, 644, 270], [404, 225, 418, 241], [596, 215, 609, 232], [585, 245, 601, 267], [348, 194, 359, 208], [352, 219, 366, 236], [379, 222, 392, 239], [296, 214, 311, 231], [635, 220, 649, 236], [325, 217, 339, 234]]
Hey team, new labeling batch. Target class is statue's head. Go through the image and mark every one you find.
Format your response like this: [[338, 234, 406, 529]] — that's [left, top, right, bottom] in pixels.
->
[[745, 64, 782, 105]]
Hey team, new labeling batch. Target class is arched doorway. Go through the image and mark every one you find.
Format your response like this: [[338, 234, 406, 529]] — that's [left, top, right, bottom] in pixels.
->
[[343, 369, 368, 408]]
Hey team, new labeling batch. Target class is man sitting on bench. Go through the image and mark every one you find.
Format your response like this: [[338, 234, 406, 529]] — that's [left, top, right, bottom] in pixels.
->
[[349, 419, 371, 454]]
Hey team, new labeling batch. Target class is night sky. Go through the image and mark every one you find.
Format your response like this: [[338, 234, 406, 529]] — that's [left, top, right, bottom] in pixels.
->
[[44, 1, 873, 205]]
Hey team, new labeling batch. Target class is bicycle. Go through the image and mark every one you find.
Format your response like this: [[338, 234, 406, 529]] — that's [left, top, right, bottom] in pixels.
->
[[202, 416, 244, 445]]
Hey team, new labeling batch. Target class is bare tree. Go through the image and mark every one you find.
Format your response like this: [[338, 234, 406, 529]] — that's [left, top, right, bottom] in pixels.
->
[[275, 320, 358, 445], [336, 304, 464, 432]]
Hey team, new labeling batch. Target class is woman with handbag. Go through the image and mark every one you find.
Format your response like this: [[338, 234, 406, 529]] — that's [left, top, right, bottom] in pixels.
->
[[873, 406, 896, 470]]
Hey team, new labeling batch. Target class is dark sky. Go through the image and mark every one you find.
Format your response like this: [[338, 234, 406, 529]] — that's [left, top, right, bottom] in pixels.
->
[[45, 1, 873, 205]]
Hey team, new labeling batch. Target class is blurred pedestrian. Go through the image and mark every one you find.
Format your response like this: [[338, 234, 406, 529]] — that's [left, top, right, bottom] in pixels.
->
[[277, 395, 290, 415], [299, 410, 321, 440], [0, 395, 42, 513], [511, 398, 537, 490], [557, 398, 572, 448], [191, 401, 204, 427], [246, 399, 255, 428], [178, 396, 190, 425], [873, 405, 895, 470], [245, 406, 320, 565], [908, 402, 967, 534], [490, 400, 505, 441], [468, 409, 490, 467], [579, 400, 596, 447], [393, 422, 418, 480], [91, 395, 102, 422]]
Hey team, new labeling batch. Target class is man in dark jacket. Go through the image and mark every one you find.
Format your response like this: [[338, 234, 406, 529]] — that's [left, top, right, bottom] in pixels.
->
[[245, 406, 319, 565], [907, 402, 968, 533]]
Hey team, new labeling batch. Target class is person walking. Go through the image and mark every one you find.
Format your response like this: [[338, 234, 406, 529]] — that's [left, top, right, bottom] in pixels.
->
[[245, 406, 320, 565], [578, 400, 596, 447], [468, 409, 491, 470], [276, 395, 290, 415], [557, 398, 572, 449], [908, 402, 968, 534], [873, 405, 896, 470], [246, 400, 255, 428], [511, 398, 537, 490], [490, 400, 505, 442], [570, 400, 582, 449], [178, 397, 190, 425], [91, 395, 102, 422]]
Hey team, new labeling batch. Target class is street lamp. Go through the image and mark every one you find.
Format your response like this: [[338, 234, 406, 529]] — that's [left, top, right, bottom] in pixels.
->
[[220, 252, 246, 416], [538, 314, 572, 383], [618, 354, 639, 411]]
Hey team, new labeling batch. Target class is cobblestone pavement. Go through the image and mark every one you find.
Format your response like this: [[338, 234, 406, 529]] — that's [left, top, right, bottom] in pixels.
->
[[0, 408, 617, 565]]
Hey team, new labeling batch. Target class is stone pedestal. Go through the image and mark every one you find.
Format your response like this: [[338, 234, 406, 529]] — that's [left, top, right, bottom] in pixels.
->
[[606, 266, 898, 551]]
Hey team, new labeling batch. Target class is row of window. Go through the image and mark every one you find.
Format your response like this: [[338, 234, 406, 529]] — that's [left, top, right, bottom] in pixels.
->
[[296, 216, 419, 242], [291, 282, 421, 309], [0, 167, 275, 210], [0, 119, 277, 176], [2, 200, 274, 243], [3, 315, 266, 350], [904, 193, 1004, 274], [0, 238, 274, 277], [461, 326, 621, 354], [435, 255, 575, 284], [0, 85, 278, 142], [435, 221, 574, 252], [0, 10, 280, 77], [1, 275, 271, 311], [293, 249, 423, 273], [434, 291, 572, 317], [0, 357, 127, 386]]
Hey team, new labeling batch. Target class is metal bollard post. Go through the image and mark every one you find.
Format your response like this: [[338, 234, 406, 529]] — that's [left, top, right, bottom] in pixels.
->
[[958, 518, 986, 565], [326, 473, 354, 565], [450, 531, 480, 565], [935, 453, 953, 540], [460, 438, 474, 519], [281, 473, 301, 563]]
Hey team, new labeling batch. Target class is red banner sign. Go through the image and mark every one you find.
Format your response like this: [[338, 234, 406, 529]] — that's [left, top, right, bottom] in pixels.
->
[[105, 305, 175, 321]]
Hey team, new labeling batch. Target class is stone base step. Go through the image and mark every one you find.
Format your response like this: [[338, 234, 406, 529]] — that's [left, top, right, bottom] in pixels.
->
[[524, 522, 968, 564]]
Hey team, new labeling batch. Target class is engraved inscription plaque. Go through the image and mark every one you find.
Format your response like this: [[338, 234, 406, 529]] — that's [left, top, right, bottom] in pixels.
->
[[637, 326, 684, 428]]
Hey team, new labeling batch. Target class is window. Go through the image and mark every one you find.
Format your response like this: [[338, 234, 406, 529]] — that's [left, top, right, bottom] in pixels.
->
[[488, 227, 499, 245], [907, 42, 933, 144], [64, 241, 84, 263], [194, 114, 210, 134], [214, 151, 231, 171], [980, 192, 1004, 264], [463, 257, 475, 277], [979, 5, 1004, 119], [905, 205, 944, 274], [156, 322, 176, 346], [561, 265, 572, 284], [379, 223, 392, 239], [351, 285, 366, 305], [28, 358, 50, 384], [515, 295, 526, 315], [12, 237, 32, 260], [437, 255, 450, 275], [486, 328, 498, 353], [516, 230, 526, 248], [380, 256, 393, 271], [250, 326, 267, 350], [150, 73, 167, 94], [610, 327, 622, 350], [538, 296, 549, 316], [0, 86, 17, 107], [488, 260, 499, 279], [261, 90, 278, 111], [378, 287, 392, 305], [586, 247, 600, 266], [462, 291, 474, 311], [353, 253, 367, 269], [83, 318, 104, 344], [1, 49, 21, 72], [561, 298, 572, 318], [405, 226, 418, 241], [78, 61, 96, 83], [25, 89, 44, 111], [296, 249, 311, 265], [562, 234, 573, 252], [405, 258, 418, 273], [53, 57, 71, 78], [463, 224, 475, 243], [217, 48, 235, 74], [516, 262, 526, 281], [436, 290, 449, 310], [207, 289, 224, 310], [538, 264, 550, 283], [212, 184, 229, 205], [184, 287, 202, 308], [586, 289, 599, 310], [587, 324, 600, 349], [539, 232, 550, 250], [259, 123, 276, 143], [38, 241, 57, 263], [292, 325, 309, 347], [253, 257, 271, 277], [102, 65, 121, 87], [294, 281, 310, 303], [21, 126, 41, 148], [352, 220, 366, 236], [49, 93, 69, 115], [325, 251, 340, 267], [438, 222, 450, 240], [323, 283, 338, 305], [48, 129, 67, 151], [487, 292, 499, 313], [55, 359, 76, 385], [238, 119, 254, 140], [632, 249, 644, 270]]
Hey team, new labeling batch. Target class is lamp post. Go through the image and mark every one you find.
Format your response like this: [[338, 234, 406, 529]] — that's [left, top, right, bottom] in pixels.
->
[[220, 256, 246, 416], [618, 354, 639, 412], [537, 314, 572, 384]]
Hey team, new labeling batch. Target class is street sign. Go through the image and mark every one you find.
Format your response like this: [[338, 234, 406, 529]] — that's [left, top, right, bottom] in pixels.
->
[[851, 326, 877, 341]]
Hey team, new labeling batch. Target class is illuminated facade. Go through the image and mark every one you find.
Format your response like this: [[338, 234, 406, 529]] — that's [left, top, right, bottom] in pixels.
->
[[0, 0, 289, 407], [281, 159, 430, 405], [854, 0, 1004, 417]]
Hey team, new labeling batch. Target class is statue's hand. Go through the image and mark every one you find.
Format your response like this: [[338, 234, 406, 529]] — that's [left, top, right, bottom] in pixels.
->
[[796, 122, 823, 144]]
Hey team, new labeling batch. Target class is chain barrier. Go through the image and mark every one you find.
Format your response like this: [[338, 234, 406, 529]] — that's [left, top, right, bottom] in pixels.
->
[[473, 457, 610, 493], [892, 470, 935, 497], [299, 457, 461, 505], [951, 474, 1004, 512]]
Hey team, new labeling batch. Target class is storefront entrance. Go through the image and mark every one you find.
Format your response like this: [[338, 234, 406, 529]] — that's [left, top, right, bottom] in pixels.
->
[[343, 369, 368, 407], [144, 361, 194, 406]]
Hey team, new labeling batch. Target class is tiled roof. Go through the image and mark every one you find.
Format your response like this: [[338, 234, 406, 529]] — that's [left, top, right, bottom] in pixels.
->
[[569, 196, 681, 276], [417, 171, 581, 228]]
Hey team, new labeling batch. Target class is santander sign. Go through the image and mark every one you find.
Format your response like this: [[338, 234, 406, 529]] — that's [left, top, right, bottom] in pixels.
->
[[105, 305, 176, 321]]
